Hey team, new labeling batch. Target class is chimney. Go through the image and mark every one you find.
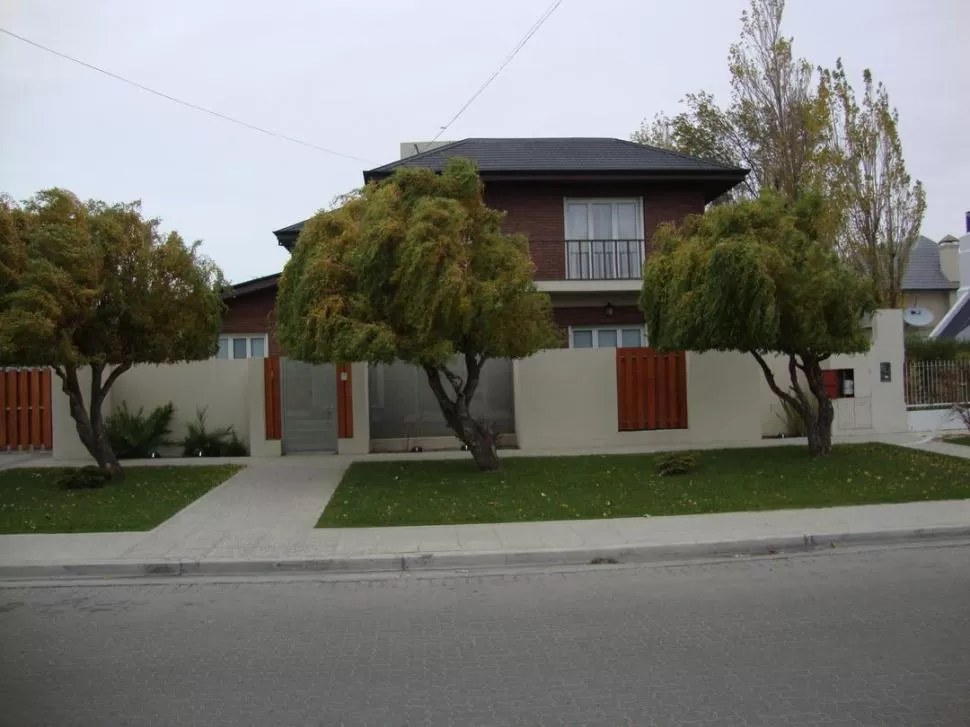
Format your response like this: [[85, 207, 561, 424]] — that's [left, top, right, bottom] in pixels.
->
[[399, 141, 453, 160], [940, 235, 960, 283], [960, 231, 970, 293]]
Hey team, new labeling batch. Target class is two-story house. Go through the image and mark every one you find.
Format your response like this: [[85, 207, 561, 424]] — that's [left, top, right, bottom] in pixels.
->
[[221, 137, 748, 451]]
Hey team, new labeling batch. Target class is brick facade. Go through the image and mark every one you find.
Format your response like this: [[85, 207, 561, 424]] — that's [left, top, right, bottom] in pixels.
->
[[484, 181, 705, 280], [223, 181, 704, 346], [221, 288, 280, 355]]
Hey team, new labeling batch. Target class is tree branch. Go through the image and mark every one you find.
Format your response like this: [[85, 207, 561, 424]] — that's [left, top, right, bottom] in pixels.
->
[[100, 362, 132, 398], [749, 351, 801, 411]]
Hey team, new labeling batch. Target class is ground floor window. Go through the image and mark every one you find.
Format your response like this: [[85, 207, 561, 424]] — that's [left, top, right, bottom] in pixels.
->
[[569, 326, 645, 349], [216, 334, 267, 359]]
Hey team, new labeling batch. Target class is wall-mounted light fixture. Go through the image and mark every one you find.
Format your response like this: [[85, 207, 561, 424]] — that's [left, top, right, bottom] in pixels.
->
[[605, 302, 615, 317]]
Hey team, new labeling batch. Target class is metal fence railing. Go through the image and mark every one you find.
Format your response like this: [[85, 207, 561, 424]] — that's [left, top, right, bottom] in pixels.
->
[[904, 359, 970, 409]]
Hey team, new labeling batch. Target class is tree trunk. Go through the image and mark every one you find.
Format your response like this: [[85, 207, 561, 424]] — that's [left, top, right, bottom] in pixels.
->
[[802, 360, 835, 459], [423, 358, 502, 473], [462, 414, 502, 472], [750, 350, 835, 459], [56, 364, 125, 479]]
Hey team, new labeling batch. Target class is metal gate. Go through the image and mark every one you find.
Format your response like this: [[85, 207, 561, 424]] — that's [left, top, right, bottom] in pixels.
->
[[281, 359, 337, 453]]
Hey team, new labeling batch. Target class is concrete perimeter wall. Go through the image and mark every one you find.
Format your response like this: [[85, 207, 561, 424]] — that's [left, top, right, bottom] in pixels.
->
[[52, 359, 281, 461], [514, 348, 765, 451], [513, 310, 908, 452]]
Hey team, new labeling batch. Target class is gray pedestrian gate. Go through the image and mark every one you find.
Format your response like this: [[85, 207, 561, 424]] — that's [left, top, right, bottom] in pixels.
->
[[281, 359, 337, 453]]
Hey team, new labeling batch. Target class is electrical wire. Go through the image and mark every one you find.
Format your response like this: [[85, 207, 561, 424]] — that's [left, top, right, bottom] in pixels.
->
[[430, 0, 562, 142], [0, 27, 373, 163]]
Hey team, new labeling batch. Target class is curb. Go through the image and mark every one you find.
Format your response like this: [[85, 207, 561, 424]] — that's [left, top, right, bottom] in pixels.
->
[[2, 525, 969, 581]]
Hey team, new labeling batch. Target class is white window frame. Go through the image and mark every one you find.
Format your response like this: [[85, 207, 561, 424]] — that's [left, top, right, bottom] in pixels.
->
[[568, 325, 647, 349], [216, 334, 269, 360], [563, 198, 645, 280]]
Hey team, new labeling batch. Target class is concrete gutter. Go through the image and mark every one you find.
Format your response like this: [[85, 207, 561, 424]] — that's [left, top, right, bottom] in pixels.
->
[[3, 524, 968, 581]]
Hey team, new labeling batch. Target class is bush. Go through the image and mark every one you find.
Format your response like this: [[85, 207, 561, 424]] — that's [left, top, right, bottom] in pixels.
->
[[655, 451, 699, 476], [775, 396, 820, 437], [57, 466, 111, 490], [905, 335, 970, 361], [105, 401, 175, 459], [180, 407, 249, 457]]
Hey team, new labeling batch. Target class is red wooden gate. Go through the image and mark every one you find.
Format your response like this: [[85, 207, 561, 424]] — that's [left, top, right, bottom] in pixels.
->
[[263, 356, 282, 440], [0, 368, 53, 450], [616, 349, 688, 431]]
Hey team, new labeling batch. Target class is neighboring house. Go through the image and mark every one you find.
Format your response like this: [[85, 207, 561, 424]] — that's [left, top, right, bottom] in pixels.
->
[[901, 235, 960, 336], [929, 218, 970, 340]]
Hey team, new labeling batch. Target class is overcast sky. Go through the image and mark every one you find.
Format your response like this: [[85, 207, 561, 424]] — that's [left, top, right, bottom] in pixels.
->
[[1, 0, 967, 283]]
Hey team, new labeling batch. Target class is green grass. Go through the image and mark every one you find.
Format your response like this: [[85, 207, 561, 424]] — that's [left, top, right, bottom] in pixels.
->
[[0, 465, 242, 534], [945, 435, 970, 446], [317, 444, 970, 528]]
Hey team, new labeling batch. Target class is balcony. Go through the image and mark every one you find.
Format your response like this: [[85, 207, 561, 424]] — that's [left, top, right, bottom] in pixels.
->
[[565, 239, 645, 281]]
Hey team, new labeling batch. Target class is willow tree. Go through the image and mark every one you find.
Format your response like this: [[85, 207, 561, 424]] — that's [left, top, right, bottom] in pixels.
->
[[640, 192, 875, 457], [275, 158, 557, 471], [0, 189, 225, 477]]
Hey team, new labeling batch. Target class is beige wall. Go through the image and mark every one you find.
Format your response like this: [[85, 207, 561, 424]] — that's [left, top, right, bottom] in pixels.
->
[[338, 361, 371, 455], [53, 359, 285, 460], [903, 291, 955, 337], [824, 309, 906, 435], [513, 348, 764, 451]]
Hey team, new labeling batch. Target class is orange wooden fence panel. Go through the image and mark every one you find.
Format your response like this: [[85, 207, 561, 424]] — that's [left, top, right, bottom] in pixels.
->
[[1, 368, 53, 450], [336, 364, 354, 439], [616, 349, 688, 431], [263, 357, 282, 440]]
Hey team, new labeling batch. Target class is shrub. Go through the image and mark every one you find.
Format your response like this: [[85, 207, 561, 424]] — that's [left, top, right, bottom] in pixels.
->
[[180, 407, 249, 457], [57, 466, 111, 490], [905, 335, 970, 361], [775, 396, 819, 437], [105, 401, 175, 459], [655, 451, 699, 476]]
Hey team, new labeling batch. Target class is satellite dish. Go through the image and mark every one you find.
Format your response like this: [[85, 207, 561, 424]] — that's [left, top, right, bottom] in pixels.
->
[[903, 307, 935, 327]]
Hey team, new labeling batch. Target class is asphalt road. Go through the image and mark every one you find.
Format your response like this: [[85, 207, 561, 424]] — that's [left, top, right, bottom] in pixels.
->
[[1, 544, 968, 727]]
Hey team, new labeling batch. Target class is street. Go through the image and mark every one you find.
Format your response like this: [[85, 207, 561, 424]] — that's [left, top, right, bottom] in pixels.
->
[[1, 544, 968, 727]]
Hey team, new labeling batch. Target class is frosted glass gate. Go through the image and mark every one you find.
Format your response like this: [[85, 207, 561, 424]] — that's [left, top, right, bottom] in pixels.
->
[[281, 359, 337, 453]]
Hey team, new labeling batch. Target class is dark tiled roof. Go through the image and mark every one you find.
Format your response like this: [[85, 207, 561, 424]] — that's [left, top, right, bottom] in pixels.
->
[[935, 292, 970, 338], [363, 137, 747, 179], [902, 236, 959, 290], [223, 272, 280, 299]]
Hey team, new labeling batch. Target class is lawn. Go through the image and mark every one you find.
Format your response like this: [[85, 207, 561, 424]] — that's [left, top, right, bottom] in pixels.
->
[[945, 436, 970, 446], [317, 443, 970, 528], [0, 465, 242, 534]]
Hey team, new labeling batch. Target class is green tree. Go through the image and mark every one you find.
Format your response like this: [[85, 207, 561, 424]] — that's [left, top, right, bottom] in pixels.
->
[[632, 0, 832, 202], [0, 189, 225, 477], [275, 158, 558, 471], [826, 59, 926, 308], [640, 192, 876, 458]]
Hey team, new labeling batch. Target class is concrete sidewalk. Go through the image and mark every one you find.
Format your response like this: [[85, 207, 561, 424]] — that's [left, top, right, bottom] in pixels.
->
[[1, 434, 968, 579]]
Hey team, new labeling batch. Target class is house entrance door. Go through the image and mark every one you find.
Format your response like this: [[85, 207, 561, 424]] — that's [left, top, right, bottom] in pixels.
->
[[281, 359, 337, 453]]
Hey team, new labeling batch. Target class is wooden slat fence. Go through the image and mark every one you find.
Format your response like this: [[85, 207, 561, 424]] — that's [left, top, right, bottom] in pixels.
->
[[0, 368, 53, 450], [616, 349, 688, 431]]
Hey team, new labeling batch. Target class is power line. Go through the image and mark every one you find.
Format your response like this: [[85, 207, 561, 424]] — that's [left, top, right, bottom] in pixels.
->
[[0, 27, 373, 163], [431, 0, 562, 142]]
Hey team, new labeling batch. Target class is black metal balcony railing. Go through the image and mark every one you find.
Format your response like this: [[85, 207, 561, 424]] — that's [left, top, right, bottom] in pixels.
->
[[565, 239, 645, 280]]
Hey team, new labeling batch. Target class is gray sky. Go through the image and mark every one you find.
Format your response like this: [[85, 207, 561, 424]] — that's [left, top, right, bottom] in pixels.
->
[[1, 0, 967, 284]]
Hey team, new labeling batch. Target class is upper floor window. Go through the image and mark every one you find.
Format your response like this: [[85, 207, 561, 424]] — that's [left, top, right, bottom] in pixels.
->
[[564, 199, 644, 280], [569, 326, 645, 349], [216, 334, 267, 360]]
